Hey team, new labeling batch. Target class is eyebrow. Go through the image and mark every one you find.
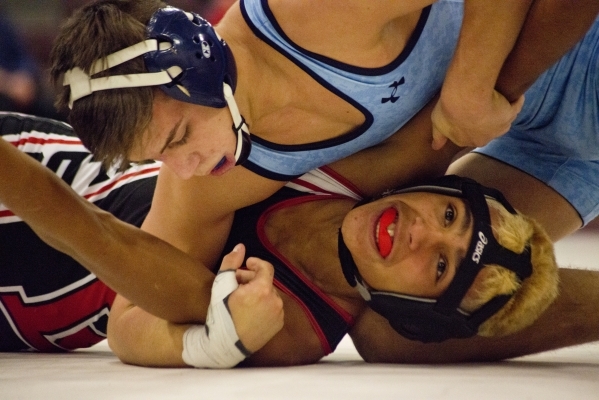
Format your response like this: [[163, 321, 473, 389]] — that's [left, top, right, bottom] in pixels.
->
[[454, 201, 473, 269], [159, 117, 183, 155]]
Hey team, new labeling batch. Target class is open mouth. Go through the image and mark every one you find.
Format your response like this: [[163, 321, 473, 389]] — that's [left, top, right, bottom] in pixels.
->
[[210, 156, 235, 176], [212, 156, 227, 172], [211, 156, 235, 176], [375, 207, 398, 257]]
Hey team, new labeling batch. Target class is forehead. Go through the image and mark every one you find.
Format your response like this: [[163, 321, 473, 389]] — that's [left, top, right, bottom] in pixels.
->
[[382, 190, 467, 205], [127, 96, 180, 162]]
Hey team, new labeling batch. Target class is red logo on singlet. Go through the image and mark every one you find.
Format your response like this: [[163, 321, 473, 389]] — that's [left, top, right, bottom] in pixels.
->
[[0, 277, 115, 351]]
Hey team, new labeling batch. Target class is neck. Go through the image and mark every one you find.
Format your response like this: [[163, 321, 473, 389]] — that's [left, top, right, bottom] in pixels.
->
[[266, 198, 362, 302], [215, 4, 327, 144], [215, 5, 270, 136]]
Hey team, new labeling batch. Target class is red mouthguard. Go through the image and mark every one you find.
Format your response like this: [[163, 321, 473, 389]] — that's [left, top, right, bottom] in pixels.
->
[[377, 208, 397, 257]]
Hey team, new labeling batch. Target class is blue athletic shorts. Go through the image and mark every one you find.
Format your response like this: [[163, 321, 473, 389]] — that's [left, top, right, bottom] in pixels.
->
[[475, 16, 599, 225]]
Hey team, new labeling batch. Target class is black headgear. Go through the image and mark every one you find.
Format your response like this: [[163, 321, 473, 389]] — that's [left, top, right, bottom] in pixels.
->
[[338, 175, 533, 343]]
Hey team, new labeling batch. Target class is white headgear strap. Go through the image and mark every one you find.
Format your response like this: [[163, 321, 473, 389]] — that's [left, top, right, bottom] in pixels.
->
[[63, 39, 183, 109], [223, 83, 249, 162]]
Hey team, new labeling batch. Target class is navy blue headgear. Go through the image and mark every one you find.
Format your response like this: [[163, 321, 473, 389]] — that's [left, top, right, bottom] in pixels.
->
[[144, 7, 251, 164], [338, 175, 533, 343], [144, 7, 237, 108], [63, 6, 251, 165]]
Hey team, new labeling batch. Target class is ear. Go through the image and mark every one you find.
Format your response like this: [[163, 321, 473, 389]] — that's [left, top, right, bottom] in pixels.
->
[[460, 266, 519, 313]]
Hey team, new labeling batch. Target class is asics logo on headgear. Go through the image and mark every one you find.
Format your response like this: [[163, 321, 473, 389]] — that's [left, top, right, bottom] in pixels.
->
[[471, 231, 488, 264]]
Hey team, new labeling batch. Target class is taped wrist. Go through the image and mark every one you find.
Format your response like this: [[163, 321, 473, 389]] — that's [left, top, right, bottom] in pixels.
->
[[182, 270, 251, 368]]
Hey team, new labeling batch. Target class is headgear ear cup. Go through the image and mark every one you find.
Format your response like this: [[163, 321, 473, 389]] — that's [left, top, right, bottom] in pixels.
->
[[368, 292, 477, 343], [144, 7, 237, 108], [62, 6, 251, 165]]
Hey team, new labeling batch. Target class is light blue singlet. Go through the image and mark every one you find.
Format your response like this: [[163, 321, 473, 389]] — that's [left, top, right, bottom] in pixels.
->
[[240, 0, 464, 180]]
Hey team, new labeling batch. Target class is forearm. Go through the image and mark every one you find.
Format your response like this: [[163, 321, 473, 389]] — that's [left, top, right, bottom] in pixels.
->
[[497, 0, 599, 100], [444, 0, 533, 102], [108, 253, 287, 369], [0, 139, 213, 323], [108, 297, 189, 367], [329, 99, 462, 196], [431, 0, 532, 148], [351, 268, 599, 363]]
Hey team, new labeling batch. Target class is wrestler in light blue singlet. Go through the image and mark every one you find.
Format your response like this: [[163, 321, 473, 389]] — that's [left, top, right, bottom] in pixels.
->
[[240, 0, 464, 180]]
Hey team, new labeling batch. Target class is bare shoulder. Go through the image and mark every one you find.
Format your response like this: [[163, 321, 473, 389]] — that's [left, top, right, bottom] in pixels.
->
[[270, 0, 435, 25], [265, 0, 436, 64], [142, 165, 285, 264]]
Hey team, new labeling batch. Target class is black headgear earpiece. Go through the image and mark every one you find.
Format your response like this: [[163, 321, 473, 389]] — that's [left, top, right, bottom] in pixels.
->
[[339, 175, 533, 343]]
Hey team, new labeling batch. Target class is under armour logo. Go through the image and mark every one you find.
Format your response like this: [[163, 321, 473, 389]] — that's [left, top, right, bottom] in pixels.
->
[[381, 77, 405, 104]]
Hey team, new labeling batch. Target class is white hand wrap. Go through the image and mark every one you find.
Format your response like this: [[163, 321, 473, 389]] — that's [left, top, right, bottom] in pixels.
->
[[182, 270, 251, 369]]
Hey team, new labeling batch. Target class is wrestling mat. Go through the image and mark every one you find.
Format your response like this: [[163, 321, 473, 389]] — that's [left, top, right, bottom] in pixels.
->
[[2, 231, 598, 400]]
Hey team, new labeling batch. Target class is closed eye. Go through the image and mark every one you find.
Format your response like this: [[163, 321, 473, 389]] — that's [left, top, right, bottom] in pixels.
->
[[168, 126, 190, 149]]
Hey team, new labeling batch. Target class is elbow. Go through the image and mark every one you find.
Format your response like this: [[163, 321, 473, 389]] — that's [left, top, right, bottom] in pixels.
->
[[106, 299, 140, 366], [106, 312, 131, 364]]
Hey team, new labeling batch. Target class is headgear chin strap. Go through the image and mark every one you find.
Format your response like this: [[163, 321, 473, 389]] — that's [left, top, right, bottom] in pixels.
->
[[339, 175, 533, 343], [62, 6, 251, 165]]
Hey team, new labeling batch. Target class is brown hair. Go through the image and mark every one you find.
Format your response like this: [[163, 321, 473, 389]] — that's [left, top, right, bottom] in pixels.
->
[[460, 199, 559, 337], [50, 0, 167, 169]]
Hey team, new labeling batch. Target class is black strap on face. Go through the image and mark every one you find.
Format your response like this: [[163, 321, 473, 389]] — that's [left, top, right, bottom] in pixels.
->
[[338, 175, 533, 343], [339, 230, 359, 287], [434, 181, 532, 313]]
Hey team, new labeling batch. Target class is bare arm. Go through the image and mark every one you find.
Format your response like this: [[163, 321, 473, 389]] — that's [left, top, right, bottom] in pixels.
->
[[350, 268, 599, 363], [0, 136, 283, 324], [496, 0, 599, 101], [431, 0, 531, 150], [108, 295, 190, 367], [447, 153, 582, 242], [108, 245, 284, 368], [0, 138, 218, 322], [433, 0, 599, 150], [142, 164, 284, 267]]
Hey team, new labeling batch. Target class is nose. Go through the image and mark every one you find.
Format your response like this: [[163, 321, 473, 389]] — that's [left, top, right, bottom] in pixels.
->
[[159, 152, 202, 180], [408, 216, 465, 252], [408, 216, 441, 251]]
